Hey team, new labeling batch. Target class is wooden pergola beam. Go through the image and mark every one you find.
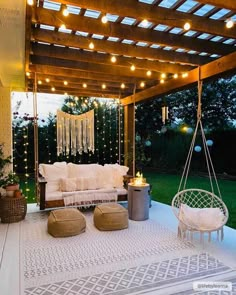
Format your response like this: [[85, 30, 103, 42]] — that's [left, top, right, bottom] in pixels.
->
[[27, 84, 120, 98], [32, 28, 211, 66], [33, 74, 143, 89], [27, 78, 132, 94], [29, 64, 142, 83], [196, 0, 236, 12], [30, 55, 161, 80], [60, 0, 236, 39], [32, 43, 193, 74], [122, 51, 236, 105], [34, 7, 234, 55]]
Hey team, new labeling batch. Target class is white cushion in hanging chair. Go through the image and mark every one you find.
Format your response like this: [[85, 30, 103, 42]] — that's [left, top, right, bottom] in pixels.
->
[[172, 189, 228, 232], [179, 203, 225, 231]]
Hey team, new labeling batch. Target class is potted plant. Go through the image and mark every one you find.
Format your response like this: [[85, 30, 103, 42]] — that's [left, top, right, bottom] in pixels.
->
[[0, 172, 20, 197], [0, 143, 12, 197]]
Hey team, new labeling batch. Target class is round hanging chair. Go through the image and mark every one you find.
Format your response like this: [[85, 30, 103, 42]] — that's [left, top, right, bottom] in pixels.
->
[[171, 76, 229, 241]]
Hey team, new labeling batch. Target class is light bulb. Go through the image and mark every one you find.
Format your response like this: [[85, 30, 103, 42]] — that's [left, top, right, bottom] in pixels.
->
[[184, 22, 191, 31], [121, 83, 125, 89], [101, 15, 108, 24], [64, 81, 68, 85], [83, 83, 87, 88], [130, 65, 136, 71], [38, 80, 42, 85], [89, 42, 94, 49], [102, 84, 106, 89], [140, 81, 145, 88], [173, 73, 178, 79], [45, 78, 50, 83], [26, 72, 30, 77], [146, 70, 151, 76], [111, 56, 117, 63], [142, 19, 148, 27], [51, 87, 55, 91], [160, 79, 164, 84], [60, 24, 66, 30], [64, 92, 68, 95], [161, 73, 166, 79], [62, 7, 69, 17], [182, 72, 188, 78], [27, 0, 34, 5], [226, 19, 234, 29]]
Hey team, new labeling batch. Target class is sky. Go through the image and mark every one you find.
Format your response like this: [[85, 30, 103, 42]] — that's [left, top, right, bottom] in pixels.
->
[[12, 92, 65, 121]]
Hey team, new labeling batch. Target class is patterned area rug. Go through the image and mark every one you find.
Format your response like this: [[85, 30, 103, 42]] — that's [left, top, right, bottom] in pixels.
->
[[21, 211, 235, 295]]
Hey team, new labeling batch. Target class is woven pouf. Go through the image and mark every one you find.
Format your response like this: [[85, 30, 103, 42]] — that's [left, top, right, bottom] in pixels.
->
[[48, 208, 86, 238], [94, 203, 128, 231]]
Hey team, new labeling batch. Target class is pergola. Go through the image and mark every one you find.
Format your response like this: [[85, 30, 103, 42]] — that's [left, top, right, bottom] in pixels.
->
[[0, 0, 236, 170]]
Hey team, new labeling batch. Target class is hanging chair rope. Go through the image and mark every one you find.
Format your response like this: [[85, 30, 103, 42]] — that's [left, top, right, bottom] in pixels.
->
[[178, 69, 222, 200]]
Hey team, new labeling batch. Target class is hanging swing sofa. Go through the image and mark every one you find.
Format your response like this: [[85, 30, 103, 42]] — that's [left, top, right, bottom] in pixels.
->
[[38, 162, 131, 210]]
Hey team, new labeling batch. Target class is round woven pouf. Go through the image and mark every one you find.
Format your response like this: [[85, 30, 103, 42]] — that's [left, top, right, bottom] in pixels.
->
[[94, 203, 128, 231]]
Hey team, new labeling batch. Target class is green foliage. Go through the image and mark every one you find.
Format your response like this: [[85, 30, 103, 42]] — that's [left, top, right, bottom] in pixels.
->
[[0, 171, 20, 187]]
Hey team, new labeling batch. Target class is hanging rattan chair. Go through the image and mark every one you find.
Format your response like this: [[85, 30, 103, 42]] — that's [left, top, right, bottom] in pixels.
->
[[171, 77, 228, 242]]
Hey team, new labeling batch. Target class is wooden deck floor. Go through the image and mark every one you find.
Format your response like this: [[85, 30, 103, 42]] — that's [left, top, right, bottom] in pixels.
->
[[0, 201, 236, 295]]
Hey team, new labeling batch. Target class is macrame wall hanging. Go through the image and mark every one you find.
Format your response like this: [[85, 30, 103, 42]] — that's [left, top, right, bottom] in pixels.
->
[[57, 109, 94, 156]]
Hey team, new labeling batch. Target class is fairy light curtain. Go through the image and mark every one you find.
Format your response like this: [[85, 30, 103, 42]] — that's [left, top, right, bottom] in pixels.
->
[[57, 109, 94, 156]]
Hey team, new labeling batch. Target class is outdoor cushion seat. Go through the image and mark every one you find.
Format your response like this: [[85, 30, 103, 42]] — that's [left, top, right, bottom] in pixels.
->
[[48, 208, 86, 237], [94, 203, 128, 231]]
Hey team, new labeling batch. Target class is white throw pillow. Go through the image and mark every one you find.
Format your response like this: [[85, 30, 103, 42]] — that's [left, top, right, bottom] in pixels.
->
[[39, 162, 68, 180], [60, 178, 77, 192], [179, 203, 224, 230], [104, 164, 129, 188]]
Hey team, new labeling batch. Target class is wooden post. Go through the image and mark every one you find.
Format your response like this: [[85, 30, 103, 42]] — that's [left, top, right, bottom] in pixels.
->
[[124, 104, 135, 175]]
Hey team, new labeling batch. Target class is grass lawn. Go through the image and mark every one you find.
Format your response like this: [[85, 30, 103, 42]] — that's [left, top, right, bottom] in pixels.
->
[[21, 173, 236, 229], [145, 172, 236, 230]]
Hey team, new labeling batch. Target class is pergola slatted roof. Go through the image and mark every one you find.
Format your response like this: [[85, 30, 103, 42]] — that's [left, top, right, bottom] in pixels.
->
[[25, 0, 236, 103]]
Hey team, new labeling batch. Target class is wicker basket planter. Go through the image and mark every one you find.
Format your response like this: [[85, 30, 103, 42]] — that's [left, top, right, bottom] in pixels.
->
[[0, 195, 27, 223]]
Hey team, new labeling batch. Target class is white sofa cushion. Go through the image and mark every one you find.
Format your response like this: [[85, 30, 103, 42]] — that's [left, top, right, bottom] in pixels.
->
[[104, 164, 129, 188], [67, 163, 101, 178], [61, 178, 77, 192], [39, 162, 68, 193], [179, 203, 224, 230]]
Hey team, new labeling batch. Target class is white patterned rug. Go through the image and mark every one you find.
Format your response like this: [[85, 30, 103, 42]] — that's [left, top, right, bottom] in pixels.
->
[[21, 211, 235, 295]]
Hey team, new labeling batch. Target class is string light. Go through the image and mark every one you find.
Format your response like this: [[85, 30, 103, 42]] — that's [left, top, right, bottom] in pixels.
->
[[130, 65, 136, 71], [83, 83, 87, 88], [62, 6, 69, 17], [89, 42, 94, 49], [160, 79, 165, 84], [173, 73, 178, 79], [161, 73, 166, 79], [101, 15, 108, 24], [182, 72, 188, 78], [51, 87, 55, 91], [27, 0, 34, 5], [64, 81, 68, 85], [146, 70, 152, 76], [141, 19, 148, 27], [184, 22, 191, 31], [140, 81, 145, 88], [102, 83, 106, 89], [26, 72, 30, 77], [45, 78, 50, 83], [38, 80, 42, 85], [60, 24, 66, 30], [64, 92, 68, 95], [226, 19, 234, 29], [111, 56, 117, 63], [121, 83, 125, 89]]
